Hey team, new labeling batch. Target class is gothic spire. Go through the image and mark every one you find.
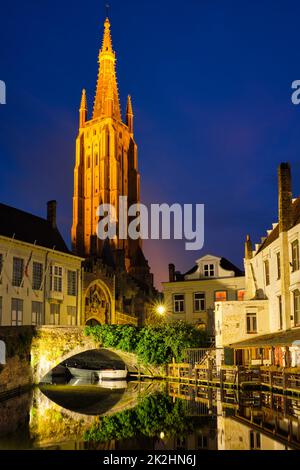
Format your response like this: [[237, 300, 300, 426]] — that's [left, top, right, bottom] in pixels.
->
[[93, 18, 121, 121], [126, 95, 134, 134], [79, 88, 87, 127]]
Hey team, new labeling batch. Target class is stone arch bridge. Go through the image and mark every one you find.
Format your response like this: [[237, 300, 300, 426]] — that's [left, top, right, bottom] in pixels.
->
[[31, 326, 164, 383]]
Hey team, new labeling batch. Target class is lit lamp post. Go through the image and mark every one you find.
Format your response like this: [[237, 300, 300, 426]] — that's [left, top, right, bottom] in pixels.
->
[[156, 304, 166, 316]]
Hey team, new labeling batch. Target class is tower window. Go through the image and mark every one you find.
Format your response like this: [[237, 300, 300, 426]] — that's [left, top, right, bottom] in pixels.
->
[[87, 157, 91, 169], [95, 153, 98, 165]]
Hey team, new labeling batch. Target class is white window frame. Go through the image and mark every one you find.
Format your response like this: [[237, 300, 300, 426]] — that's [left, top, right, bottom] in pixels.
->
[[32, 301, 44, 326], [203, 264, 214, 277], [50, 303, 60, 325], [291, 239, 300, 272], [294, 289, 300, 327], [246, 311, 257, 334], [194, 292, 205, 312], [264, 259, 270, 286], [67, 306, 77, 326], [11, 298, 23, 326], [173, 294, 185, 313], [32, 261, 43, 290], [12, 257, 24, 287], [50, 265, 63, 293]]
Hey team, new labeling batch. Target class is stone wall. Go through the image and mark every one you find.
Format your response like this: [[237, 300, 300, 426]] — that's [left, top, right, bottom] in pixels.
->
[[0, 326, 35, 394]]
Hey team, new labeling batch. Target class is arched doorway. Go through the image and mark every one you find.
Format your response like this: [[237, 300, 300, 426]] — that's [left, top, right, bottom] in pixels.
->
[[84, 281, 111, 325], [85, 318, 100, 327]]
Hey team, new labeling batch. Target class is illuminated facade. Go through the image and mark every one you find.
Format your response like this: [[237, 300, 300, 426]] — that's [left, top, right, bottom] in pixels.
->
[[71, 18, 140, 271], [162, 254, 245, 337], [215, 163, 300, 367], [71, 17, 156, 326]]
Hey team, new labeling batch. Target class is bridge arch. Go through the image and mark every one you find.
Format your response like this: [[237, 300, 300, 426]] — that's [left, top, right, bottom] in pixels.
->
[[31, 327, 161, 383]]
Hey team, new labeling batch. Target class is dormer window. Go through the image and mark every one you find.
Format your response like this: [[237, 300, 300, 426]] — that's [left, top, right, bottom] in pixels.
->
[[203, 264, 214, 277]]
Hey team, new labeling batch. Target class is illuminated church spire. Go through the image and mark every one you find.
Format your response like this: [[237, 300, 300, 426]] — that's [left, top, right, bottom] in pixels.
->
[[126, 95, 134, 134], [79, 88, 87, 128], [93, 17, 121, 120]]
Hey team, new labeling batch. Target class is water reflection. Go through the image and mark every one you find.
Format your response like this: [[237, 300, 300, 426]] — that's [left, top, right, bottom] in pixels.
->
[[0, 378, 299, 450]]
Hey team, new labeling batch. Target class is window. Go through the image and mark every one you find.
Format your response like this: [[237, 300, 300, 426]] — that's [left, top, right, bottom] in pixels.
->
[[32, 301, 43, 326], [276, 252, 281, 280], [264, 260, 270, 286], [215, 291, 227, 302], [95, 153, 98, 166], [50, 303, 60, 325], [250, 431, 261, 450], [0, 297, 2, 325], [194, 292, 205, 312], [173, 294, 185, 313], [32, 262, 43, 290], [246, 312, 257, 334], [237, 289, 245, 301], [291, 240, 300, 272], [0, 254, 3, 284], [294, 290, 300, 327], [67, 306, 77, 326], [67, 270, 77, 296], [87, 156, 91, 169], [11, 299, 23, 326], [278, 295, 283, 330], [204, 264, 214, 277], [50, 265, 63, 292], [12, 257, 24, 287]]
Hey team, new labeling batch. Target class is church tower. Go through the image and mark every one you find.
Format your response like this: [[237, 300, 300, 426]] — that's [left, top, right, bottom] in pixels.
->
[[71, 17, 141, 270]]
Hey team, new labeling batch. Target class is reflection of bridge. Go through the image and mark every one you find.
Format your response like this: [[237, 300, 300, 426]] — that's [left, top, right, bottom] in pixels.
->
[[30, 381, 164, 447], [31, 326, 164, 383]]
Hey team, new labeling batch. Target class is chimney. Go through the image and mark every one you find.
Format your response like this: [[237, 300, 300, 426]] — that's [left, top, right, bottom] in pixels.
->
[[47, 200, 57, 229], [245, 234, 253, 260], [168, 263, 175, 282], [278, 163, 292, 233]]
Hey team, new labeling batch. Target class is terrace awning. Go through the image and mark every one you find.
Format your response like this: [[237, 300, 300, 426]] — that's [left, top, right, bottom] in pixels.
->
[[229, 328, 300, 349]]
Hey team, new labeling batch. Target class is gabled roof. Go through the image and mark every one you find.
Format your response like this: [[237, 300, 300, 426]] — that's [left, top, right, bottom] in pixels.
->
[[183, 256, 244, 278], [219, 257, 244, 276], [0, 202, 71, 254], [257, 197, 300, 254]]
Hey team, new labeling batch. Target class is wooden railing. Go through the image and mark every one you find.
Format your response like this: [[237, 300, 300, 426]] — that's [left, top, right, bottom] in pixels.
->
[[167, 362, 300, 396]]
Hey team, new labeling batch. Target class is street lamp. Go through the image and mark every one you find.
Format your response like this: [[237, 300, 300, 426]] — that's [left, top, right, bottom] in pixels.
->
[[156, 304, 166, 315]]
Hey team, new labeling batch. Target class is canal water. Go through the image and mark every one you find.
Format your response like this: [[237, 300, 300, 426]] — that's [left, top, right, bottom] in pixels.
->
[[0, 377, 299, 450]]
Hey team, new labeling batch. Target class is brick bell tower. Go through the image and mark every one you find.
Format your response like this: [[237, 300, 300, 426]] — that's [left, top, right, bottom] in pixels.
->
[[71, 17, 142, 271]]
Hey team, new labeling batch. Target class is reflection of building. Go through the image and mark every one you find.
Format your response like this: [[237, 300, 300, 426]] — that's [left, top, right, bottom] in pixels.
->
[[216, 163, 300, 366], [162, 254, 244, 337], [71, 17, 156, 326], [0, 201, 83, 326]]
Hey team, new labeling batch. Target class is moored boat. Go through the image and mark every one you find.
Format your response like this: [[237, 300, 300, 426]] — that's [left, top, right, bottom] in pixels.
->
[[67, 365, 127, 381]]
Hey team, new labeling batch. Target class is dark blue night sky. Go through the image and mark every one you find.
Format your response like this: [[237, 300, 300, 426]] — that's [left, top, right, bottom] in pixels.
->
[[1, 0, 300, 288]]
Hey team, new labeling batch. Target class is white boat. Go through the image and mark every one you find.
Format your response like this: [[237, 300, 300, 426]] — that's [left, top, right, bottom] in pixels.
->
[[68, 366, 127, 381], [68, 377, 127, 389], [100, 368, 128, 380]]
